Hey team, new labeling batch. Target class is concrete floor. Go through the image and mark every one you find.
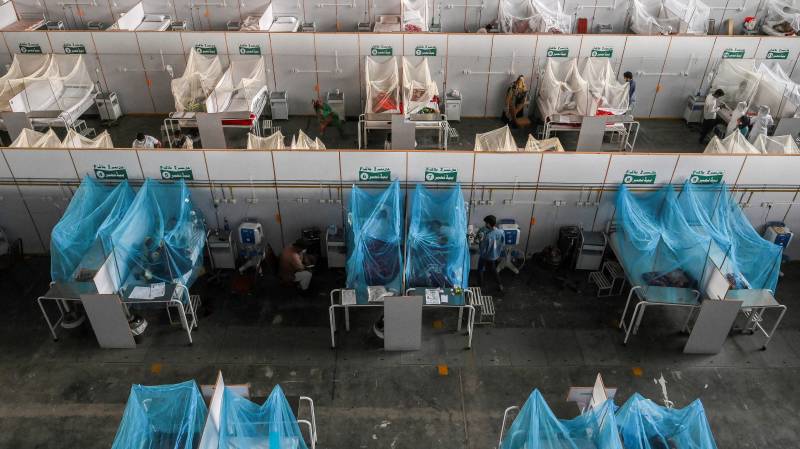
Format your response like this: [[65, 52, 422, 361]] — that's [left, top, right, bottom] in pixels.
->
[[64, 114, 710, 152], [2, 254, 800, 448]]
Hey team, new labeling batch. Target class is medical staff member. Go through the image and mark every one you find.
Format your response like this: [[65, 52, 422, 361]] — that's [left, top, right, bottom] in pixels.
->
[[749, 105, 774, 144], [726, 102, 747, 137], [478, 215, 505, 293], [623, 71, 636, 114], [699, 89, 725, 144], [132, 132, 161, 149], [279, 238, 313, 291]]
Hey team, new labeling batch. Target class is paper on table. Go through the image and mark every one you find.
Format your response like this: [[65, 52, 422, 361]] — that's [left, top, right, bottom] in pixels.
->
[[150, 282, 166, 298], [341, 289, 357, 305], [440, 294, 448, 304], [128, 286, 153, 299], [425, 289, 441, 305]]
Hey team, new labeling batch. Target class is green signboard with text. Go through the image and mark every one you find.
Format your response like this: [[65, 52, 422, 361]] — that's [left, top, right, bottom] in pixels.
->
[[239, 44, 261, 55], [690, 170, 723, 184], [425, 167, 457, 182], [766, 49, 789, 60], [94, 164, 128, 180], [414, 46, 437, 56], [359, 166, 391, 181], [64, 43, 86, 54], [371, 45, 393, 56], [19, 42, 42, 54], [160, 165, 194, 181], [623, 170, 656, 185], [590, 47, 613, 58], [546, 47, 569, 58], [722, 49, 745, 59], [194, 44, 218, 55]]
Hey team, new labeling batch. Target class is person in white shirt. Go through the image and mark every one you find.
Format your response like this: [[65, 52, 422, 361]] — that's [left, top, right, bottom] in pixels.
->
[[748, 105, 774, 144], [699, 89, 725, 144], [725, 101, 748, 137], [131, 133, 161, 149]]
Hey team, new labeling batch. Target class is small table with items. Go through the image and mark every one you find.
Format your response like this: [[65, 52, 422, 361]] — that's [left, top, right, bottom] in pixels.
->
[[328, 287, 475, 349]]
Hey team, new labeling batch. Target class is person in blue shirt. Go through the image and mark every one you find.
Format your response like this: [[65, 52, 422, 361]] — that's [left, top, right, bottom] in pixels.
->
[[478, 215, 505, 292], [624, 71, 636, 115]]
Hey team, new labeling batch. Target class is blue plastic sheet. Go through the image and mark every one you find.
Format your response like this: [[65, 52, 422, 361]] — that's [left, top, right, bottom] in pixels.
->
[[219, 385, 309, 449], [616, 393, 718, 449], [677, 182, 782, 291], [614, 185, 712, 304], [110, 380, 207, 449], [346, 180, 403, 303], [110, 179, 205, 290], [50, 177, 134, 283], [404, 184, 470, 289], [500, 390, 623, 449]]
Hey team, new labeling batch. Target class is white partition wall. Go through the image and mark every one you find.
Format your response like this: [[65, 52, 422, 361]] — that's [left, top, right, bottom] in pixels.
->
[[650, 36, 715, 117], [619, 36, 671, 117], [315, 34, 361, 117], [485, 34, 536, 118], [444, 34, 493, 117]]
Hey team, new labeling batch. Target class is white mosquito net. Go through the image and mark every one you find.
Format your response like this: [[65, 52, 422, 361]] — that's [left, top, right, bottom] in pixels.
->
[[499, 0, 573, 33], [537, 59, 590, 119], [172, 49, 224, 112], [291, 130, 325, 150], [402, 57, 439, 116], [761, 0, 800, 35], [10, 128, 62, 148], [710, 60, 761, 109], [753, 63, 800, 118], [704, 131, 761, 154], [581, 58, 630, 114], [474, 125, 517, 151], [0, 54, 53, 111], [365, 57, 401, 114], [524, 134, 565, 151], [205, 57, 268, 113], [752, 134, 800, 154], [629, 0, 709, 34], [247, 130, 285, 149], [61, 129, 114, 148], [402, 0, 429, 31], [8, 55, 95, 121]]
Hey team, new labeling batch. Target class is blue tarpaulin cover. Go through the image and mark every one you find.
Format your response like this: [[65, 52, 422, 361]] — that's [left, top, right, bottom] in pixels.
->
[[676, 181, 782, 291], [614, 185, 712, 304], [346, 180, 403, 303], [110, 179, 205, 289], [218, 385, 309, 449], [616, 393, 718, 449], [50, 177, 134, 283], [404, 184, 469, 289], [500, 389, 624, 449], [110, 380, 208, 449]]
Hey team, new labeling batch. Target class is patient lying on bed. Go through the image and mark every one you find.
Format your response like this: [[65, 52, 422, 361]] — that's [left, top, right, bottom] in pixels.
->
[[642, 269, 696, 289]]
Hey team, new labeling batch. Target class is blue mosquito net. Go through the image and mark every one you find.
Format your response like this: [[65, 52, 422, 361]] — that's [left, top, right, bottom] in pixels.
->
[[613, 185, 713, 304], [616, 393, 718, 449], [110, 179, 206, 290], [346, 180, 403, 303], [50, 177, 134, 283], [404, 183, 470, 290], [110, 380, 207, 449], [500, 390, 623, 449], [676, 182, 782, 291], [218, 385, 309, 449]]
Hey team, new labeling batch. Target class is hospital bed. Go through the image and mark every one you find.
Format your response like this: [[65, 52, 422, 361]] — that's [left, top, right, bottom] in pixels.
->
[[111, 2, 172, 31], [9, 80, 97, 129], [607, 221, 701, 344], [204, 58, 269, 123]]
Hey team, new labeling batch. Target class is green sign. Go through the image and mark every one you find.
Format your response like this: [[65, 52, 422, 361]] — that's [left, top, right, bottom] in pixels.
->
[[546, 47, 569, 58], [722, 49, 745, 59], [766, 49, 789, 60], [19, 42, 42, 54], [93, 164, 128, 180], [194, 44, 217, 55], [590, 47, 613, 58], [690, 170, 723, 185], [371, 45, 393, 56], [63, 43, 86, 54], [239, 44, 261, 56], [359, 166, 391, 181], [622, 170, 656, 185], [425, 167, 457, 183], [414, 46, 436, 57], [160, 165, 194, 181]]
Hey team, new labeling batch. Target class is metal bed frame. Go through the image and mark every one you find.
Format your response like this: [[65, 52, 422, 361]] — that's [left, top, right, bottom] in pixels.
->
[[358, 112, 449, 149]]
